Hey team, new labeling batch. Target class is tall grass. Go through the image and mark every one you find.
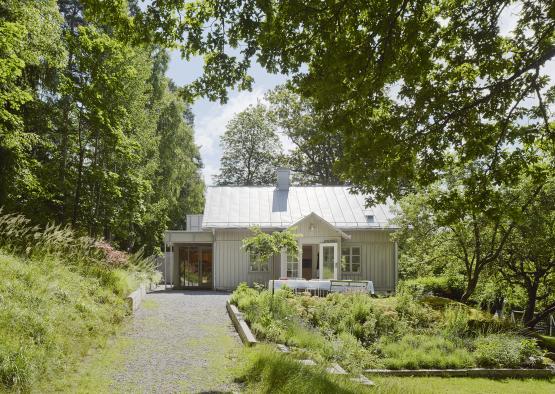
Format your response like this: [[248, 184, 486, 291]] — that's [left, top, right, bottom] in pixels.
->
[[236, 345, 373, 394], [0, 210, 160, 296], [0, 210, 159, 391], [230, 284, 547, 374]]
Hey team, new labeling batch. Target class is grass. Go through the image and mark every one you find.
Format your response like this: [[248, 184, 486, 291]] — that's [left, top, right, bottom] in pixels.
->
[[0, 211, 159, 391], [230, 284, 552, 374], [236, 345, 373, 394], [370, 376, 555, 394], [378, 335, 474, 369], [236, 345, 555, 394], [0, 251, 129, 391]]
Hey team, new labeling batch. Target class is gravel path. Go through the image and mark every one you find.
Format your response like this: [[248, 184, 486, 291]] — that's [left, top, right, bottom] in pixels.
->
[[108, 289, 242, 394]]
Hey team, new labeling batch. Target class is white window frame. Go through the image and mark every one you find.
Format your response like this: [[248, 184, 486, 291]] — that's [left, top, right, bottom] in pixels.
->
[[248, 253, 269, 272], [341, 245, 361, 273], [319, 243, 338, 280], [286, 249, 300, 278]]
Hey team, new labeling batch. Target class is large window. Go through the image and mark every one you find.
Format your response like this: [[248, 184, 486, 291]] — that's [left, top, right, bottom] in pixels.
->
[[341, 246, 361, 273], [249, 254, 269, 272], [287, 251, 299, 278]]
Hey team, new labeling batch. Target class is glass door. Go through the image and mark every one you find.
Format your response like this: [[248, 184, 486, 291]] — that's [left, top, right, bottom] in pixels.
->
[[200, 247, 213, 287], [179, 245, 213, 288], [319, 243, 338, 280]]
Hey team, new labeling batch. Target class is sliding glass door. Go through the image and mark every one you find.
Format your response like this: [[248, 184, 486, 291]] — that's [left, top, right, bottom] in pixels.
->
[[178, 245, 213, 288]]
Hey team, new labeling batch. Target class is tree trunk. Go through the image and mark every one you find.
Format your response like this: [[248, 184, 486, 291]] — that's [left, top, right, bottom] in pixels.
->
[[461, 273, 480, 303], [71, 111, 84, 225], [524, 283, 539, 327], [526, 302, 555, 330]]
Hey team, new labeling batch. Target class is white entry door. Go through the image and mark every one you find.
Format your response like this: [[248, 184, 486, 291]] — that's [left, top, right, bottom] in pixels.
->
[[319, 243, 338, 280]]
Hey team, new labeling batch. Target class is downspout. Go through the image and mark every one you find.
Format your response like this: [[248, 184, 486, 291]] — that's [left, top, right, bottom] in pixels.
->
[[394, 240, 399, 293]]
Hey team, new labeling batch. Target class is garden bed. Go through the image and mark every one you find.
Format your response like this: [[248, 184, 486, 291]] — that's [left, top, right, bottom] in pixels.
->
[[229, 283, 554, 375]]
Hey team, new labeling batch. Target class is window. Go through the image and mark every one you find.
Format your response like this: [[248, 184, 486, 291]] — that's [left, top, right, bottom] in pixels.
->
[[341, 246, 361, 273], [287, 251, 299, 278], [249, 254, 269, 272]]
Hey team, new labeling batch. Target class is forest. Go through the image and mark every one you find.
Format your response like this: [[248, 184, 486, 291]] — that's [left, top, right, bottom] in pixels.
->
[[0, 0, 204, 255]]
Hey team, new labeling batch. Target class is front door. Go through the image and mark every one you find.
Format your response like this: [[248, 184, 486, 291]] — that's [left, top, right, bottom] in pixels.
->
[[179, 245, 213, 288], [319, 243, 338, 280]]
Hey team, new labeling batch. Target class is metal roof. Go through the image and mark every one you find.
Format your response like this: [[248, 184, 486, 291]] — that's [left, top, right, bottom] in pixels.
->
[[202, 186, 396, 229]]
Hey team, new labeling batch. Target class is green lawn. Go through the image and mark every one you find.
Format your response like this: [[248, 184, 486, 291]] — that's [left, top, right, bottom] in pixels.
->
[[371, 377, 555, 394]]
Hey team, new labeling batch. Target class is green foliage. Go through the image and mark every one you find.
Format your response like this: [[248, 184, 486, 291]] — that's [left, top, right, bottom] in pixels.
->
[[0, 210, 158, 295], [231, 285, 546, 372], [0, 1, 204, 254], [474, 335, 545, 368], [242, 227, 300, 267], [0, 209, 161, 391], [0, 251, 127, 391], [235, 345, 373, 394], [214, 103, 283, 186], [126, 0, 554, 207], [309, 293, 398, 345], [266, 86, 343, 185], [441, 305, 511, 340], [377, 334, 475, 370], [398, 276, 465, 300]]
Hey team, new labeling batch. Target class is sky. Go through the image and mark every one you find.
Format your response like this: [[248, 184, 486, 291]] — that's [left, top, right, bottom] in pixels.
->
[[165, 4, 554, 186], [166, 52, 288, 185]]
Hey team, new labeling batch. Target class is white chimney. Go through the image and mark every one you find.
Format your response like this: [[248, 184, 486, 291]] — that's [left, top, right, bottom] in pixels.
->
[[276, 168, 290, 190]]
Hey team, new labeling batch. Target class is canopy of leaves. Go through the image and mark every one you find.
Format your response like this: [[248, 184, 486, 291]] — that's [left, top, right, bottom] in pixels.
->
[[0, 0, 204, 254], [214, 103, 282, 186], [266, 86, 343, 185], [242, 227, 301, 265], [125, 0, 554, 203]]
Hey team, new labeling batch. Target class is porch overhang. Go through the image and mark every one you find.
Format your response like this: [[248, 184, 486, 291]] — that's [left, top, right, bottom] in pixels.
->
[[289, 212, 351, 240]]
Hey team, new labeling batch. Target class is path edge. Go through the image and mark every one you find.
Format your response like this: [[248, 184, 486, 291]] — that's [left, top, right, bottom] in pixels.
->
[[364, 368, 555, 379], [126, 284, 147, 312], [226, 299, 257, 346]]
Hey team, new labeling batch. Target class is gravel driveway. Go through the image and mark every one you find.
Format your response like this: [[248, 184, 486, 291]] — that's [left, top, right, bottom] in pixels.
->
[[109, 289, 242, 394]]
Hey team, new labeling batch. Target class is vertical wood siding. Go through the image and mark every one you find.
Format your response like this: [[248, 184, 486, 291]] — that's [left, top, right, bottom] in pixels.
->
[[342, 230, 396, 292], [212, 228, 397, 292], [213, 230, 279, 290]]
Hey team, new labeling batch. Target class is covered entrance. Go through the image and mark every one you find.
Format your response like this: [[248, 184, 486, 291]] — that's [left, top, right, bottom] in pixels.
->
[[178, 245, 213, 288], [281, 212, 350, 281]]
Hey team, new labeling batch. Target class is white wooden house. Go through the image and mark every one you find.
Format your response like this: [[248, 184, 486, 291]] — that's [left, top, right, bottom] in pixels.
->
[[164, 169, 398, 293]]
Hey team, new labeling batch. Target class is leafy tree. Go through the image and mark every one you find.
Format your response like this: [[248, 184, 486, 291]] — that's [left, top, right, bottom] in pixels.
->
[[242, 227, 300, 267], [0, 0, 66, 210], [499, 178, 555, 327], [126, 0, 554, 203], [0, 0, 205, 255], [214, 104, 282, 186], [395, 155, 549, 302], [266, 86, 342, 185]]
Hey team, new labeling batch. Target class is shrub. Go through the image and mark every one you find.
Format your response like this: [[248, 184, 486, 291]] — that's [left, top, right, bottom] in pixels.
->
[[309, 293, 399, 345], [377, 334, 475, 369], [394, 294, 435, 329], [398, 276, 465, 300], [474, 334, 545, 368], [333, 332, 381, 373], [442, 305, 512, 339]]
